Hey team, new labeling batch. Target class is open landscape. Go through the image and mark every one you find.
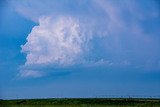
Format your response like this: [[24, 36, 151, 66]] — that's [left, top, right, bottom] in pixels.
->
[[1, 0, 160, 106], [1, 98, 160, 107]]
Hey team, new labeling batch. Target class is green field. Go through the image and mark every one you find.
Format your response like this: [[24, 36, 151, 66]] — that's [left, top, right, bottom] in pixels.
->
[[1, 98, 160, 107]]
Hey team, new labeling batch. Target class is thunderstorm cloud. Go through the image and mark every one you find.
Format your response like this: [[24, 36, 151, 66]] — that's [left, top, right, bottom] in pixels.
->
[[9, 0, 160, 77]]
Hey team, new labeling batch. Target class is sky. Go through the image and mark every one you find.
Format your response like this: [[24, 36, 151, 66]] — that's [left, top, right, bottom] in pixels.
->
[[0, 0, 160, 99]]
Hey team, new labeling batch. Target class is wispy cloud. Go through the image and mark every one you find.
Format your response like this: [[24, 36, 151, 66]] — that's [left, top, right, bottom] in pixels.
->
[[19, 70, 44, 78]]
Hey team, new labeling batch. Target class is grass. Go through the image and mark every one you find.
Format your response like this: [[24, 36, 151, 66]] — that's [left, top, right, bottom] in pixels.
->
[[0, 98, 160, 107]]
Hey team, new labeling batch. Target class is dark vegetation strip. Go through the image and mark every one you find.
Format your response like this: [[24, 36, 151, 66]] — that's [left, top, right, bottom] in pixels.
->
[[0, 98, 160, 106]]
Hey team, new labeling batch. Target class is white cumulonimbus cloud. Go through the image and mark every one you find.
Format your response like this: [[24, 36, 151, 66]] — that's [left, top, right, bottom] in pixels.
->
[[9, 0, 160, 77], [21, 16, 93, 66]]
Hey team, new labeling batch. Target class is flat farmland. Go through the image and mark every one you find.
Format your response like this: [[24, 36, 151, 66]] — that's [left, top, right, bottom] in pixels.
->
[[1, 98, 160, 107]]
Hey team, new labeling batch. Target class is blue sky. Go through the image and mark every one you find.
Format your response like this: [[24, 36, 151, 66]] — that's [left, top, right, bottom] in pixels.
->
[[0, 0, 160, 99]]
